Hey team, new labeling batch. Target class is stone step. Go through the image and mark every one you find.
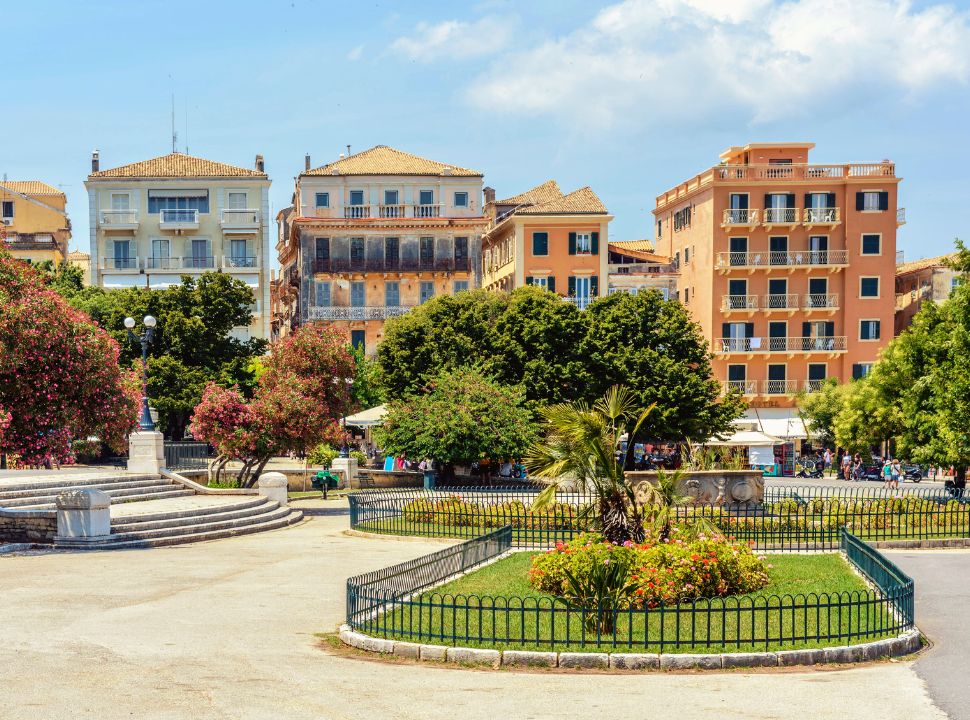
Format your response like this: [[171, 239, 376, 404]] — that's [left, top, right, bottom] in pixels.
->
[[58, 510, 304, 550], [110, 498, 275, 532], [0, 474, 159, 495], [107, 504, 293, 542], [11, 487, 194, 510], [0, 479, 172, 504]]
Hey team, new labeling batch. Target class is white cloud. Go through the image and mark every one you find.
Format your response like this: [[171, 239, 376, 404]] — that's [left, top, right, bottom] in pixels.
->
[[347, 44, 364, 61], [390, 16, 512, 62], [467, 0, 970, 127]]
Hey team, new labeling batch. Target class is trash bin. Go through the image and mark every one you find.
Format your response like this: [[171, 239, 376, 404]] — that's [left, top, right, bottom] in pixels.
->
[[423, 470, 437, 490]]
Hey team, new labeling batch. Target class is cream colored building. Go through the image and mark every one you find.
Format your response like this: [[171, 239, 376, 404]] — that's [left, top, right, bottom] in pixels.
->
[[607, 240, 678, 299], [67, 250, 91, 286], [894, 253, 959, 335], [85, 151, 272, 339], [0, 181, 71, 265]]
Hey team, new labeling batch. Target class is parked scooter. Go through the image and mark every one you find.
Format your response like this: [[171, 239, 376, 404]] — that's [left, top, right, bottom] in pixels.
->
[[794, 457, 824, 479]]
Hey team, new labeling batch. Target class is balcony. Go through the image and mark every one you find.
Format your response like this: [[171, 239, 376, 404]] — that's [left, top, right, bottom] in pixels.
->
[[379, 204, 406, 219], [180, 256, 215, 270], [721, 208, 759, 228], [563, 297, 594, 310], [223, 256, 258, 270], [763, 379, 801, 395], [804, 379, 827, 393], [715, 336, 847, 354], [803, 293, 839, 311], [721, 294, 758, 312], [762, 293, 799, 311], [715, 249, 848, 271], [99, 210, 140, 230], [803, 207, 840, 228], [220, 209, 260, 232], [307, 305, 415, 321], [144, 257, 180, 270], [159, 209, 200, 230], [313, 256, 471, 274], [344, 205, 371, 219], [762, 207, 798, 228], [725, 379, 758, 396], [897, 208, 907, 226], [101, 256, 139, 271], [413, 204, 442, 218]]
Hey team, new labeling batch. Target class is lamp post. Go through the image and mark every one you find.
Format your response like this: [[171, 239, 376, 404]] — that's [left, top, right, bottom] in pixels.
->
[[334, 376, 354, 457], [125, 315, 157, 432]]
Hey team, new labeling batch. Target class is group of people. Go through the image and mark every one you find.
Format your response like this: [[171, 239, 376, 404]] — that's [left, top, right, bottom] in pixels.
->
[[831, 451, 902, 486]]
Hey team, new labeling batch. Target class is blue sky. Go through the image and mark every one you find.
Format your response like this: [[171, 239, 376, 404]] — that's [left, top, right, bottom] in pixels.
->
[[4, 0, 970, 262]]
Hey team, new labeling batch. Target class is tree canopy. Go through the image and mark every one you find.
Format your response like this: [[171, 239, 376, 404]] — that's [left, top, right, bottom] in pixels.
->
[[0, 251, 139, 465], [377, 286, 743, 442]]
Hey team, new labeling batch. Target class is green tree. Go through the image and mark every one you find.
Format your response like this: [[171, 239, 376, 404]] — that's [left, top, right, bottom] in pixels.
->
[[797, 378, 847, 447], [349, 345, 385, 410], [374, 367, 535, 476]]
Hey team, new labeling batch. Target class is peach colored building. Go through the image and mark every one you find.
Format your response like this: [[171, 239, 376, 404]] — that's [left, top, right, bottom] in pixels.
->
[[283, 146, 487, 354], [481, 181, 611, 307], [607, 240, 678, 300], [894, 254, 958, 335], [654, 142, 903, 434]]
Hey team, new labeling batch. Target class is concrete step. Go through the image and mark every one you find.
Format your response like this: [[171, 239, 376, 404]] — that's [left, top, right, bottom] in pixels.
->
[[58, 510, 304, 550], [0, 474, 159, 495], [111, 498, 279, 535], [107, 504, 293, 542], [0, 479, 174, 504], [110, 496, 269, 530], [11, 486, 194, 510]]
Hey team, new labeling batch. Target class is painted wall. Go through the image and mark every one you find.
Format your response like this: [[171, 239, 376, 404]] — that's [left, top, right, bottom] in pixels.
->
[[0, 188, 70, 264]]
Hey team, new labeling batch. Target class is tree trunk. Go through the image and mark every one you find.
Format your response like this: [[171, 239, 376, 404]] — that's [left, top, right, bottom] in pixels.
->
[[598, 491, 645, 544]]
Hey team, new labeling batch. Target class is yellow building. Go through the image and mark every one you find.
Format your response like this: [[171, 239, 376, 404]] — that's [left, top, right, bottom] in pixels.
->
[[0, 181, 71, 265], [67, 250, 91, 286]]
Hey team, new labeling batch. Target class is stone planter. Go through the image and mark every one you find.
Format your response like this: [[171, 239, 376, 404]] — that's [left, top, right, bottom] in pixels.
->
[[626, 470, 764, 506]]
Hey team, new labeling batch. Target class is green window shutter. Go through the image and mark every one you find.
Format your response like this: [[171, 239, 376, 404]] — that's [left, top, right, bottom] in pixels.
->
[[568, 232, 577, 255], [745, 322, 754, 338], [824, 321, 835, 336], [722, 322, 731, 338], [590, 275, 599, 296], [547, 276, 556, 293], [856, 192, 865, 211], [591, 232, 600, 255], [827, 192, 836, 207], [878, 191, 889, 210], [852, 364, 863, 380], [787, 193, 796, 208], [525, 276, 534, 285], [804, 193, 812, 208], [802, 321, 811, 337], [568, 276, 576, 296], [764, 193, 771, 209]]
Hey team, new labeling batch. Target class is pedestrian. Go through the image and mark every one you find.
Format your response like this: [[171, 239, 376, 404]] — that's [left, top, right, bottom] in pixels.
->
[[891, 458, 902, 489], [824, 448, 833, 476], [852, 453, 863, 481], [882, 458, 893, 488], [841, 452, 852, 481]]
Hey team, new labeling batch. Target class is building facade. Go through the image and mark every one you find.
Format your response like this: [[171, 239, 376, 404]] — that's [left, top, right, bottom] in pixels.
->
[[0, 181, 71, 265], [607, 240, 678, 299], [285, 145, 487, 354], [85, 151, 272, 339], [654, 142, 903, 422], [481, 180, 611, 307], [894, 254, 958, 335]]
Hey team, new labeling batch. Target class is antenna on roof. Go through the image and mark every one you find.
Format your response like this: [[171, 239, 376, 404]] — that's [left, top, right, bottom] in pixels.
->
[[169, 79, 178, 153], [347, 144, 351, 156], [184, 98, 189, 154]]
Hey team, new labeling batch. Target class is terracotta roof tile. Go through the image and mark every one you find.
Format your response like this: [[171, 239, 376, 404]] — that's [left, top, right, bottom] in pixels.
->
[[494, 180, 563, 206], [516, 186, 607, 215], [609, 239, 656, 253], [89, 152, 266, 179], [304, 145, 481, 177], [0, 181, 64, 197], [896, 253, 957, 275]]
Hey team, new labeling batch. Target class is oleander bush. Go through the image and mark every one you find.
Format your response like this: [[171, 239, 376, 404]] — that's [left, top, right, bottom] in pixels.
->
[[402, 496, 583, 531], [528, 532, 770, 608]]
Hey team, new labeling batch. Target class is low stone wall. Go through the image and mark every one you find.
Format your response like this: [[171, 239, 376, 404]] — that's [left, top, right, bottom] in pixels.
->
[[176, 468, 347, 492], [0, 509, 57, 543], [626, 470, 764, 506], [355, 470, 423, 489]]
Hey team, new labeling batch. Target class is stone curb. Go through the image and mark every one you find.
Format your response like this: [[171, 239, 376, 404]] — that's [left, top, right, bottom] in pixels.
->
[[337, 624, 923, 671]]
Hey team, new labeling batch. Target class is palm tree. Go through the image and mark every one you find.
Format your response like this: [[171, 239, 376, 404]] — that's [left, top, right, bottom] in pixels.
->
[[526, 386, 655, 544]]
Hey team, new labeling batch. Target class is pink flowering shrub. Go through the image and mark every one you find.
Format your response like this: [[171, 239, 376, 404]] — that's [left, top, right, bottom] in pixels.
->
[[529, 532, 770, 607]]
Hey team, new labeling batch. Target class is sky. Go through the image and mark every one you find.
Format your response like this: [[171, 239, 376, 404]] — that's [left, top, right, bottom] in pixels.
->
[[4, 0, 970, 263]]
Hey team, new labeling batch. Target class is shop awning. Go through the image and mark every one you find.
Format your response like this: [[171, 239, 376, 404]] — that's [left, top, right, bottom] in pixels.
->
[[706, 430, 780, 447], [342, 404, 387, 428], [743, 408, 809, 440]]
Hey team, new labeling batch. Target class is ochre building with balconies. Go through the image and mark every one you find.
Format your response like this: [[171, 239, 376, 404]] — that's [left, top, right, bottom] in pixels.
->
[[0, 181, 71, 265], [284, 145, 487, 354], [654, 142, 902, 425], [85, 150, 272, 339]]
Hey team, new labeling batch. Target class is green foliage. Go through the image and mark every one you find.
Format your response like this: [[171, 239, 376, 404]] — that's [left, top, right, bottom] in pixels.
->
[[377, 286, 742, 439], [350, 449, 368, 466], [307, 443, 339, 468], [796, 378, 846, 447], [401, 495, 581, 531], [374, 367, 535, 466], [349, 344, 385, 410]]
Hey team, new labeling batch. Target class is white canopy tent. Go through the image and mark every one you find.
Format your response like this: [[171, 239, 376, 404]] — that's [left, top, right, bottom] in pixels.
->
[[706, 430, 780, 447], [342, 404, 387, 428]]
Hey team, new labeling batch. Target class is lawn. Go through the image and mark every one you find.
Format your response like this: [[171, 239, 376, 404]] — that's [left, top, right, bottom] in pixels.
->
[[360, 552, 904, 653]]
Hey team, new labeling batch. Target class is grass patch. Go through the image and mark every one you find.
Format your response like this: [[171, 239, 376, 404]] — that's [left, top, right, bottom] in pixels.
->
[[361, 552, 903, 653]]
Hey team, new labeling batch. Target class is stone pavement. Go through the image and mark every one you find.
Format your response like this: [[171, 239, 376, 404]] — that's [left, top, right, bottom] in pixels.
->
[[0, 499, 949, 720]]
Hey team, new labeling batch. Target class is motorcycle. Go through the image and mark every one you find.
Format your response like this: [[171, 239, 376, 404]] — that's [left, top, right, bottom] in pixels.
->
[[795, 457, 825, 479]]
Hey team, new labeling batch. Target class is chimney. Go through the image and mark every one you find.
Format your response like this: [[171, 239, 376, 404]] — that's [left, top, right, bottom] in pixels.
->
[[255, 154, 265, 172], [304, 154, 311, 171], [91, 149, 100, 173], [484, 186, 496, 204]]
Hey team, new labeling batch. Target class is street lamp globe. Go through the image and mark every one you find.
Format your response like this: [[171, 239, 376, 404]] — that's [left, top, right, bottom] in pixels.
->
[[124, 316, 136, 329], [144, 315, 157, 328]]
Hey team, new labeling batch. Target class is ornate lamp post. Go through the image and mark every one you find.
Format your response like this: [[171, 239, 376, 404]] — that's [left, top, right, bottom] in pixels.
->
[[125, 315, 157, 432], [334, 376, 354, 457]]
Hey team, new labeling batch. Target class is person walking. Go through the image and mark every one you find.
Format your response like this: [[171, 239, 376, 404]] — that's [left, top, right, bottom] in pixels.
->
[[890, 458, 902, 489], [842, 451, 852, 481], [882, 458, 893, 488], [852, 453, 864, 482], [824, 448, 833, 477]]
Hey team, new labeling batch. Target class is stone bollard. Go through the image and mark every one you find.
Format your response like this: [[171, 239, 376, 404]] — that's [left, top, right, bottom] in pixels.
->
[[257, 472, 288, 506], [55, 489, 111, 543], [127, 430, 165, 474], [331, 457, 358, 488]]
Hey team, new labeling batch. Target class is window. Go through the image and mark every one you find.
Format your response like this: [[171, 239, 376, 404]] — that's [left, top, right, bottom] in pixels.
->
[[861, 234, 881, 255], [530, 276, 548, 289], [420, 281, 435, 303], [532, 232, 548, 256], [315, 192, 330, 208], [769, 236, 788, 264], [147, 190, 209, 214], [385, 237, 399, 264], [420, 237, 434, 265], [349, 190, 365, 206], [808, 364, 827, 381], [454, 237, 468, 261], [110, 193, 130, 211], [858, 191, 888, 212], [315, 281, 331, 306], [860, 277, 880, 297], [230, 239, 248, 265], [385, 281, 400, 306], [727, 365, 747, 392], [1, 200, 12, 220], [656, 219, 663, 238], [350, 330, 365, 352], [454, 192, 468, 207], [111, 239, 132, 268], [190, 238, 211, 267], [575, 233, 592, 254], [684, 247, 690, 263], [453, 280, 469, 294], [419, 190, 434, 205], [953, 276, 962, 292], [860, 320, 881, 340], [852, 363, 873, 379], [684, 287, 689, 303], [809, 235, 828, 264], [384, 190, 399, 206], [350, 238, 365, 262], [227, 192, 247, 209], [350, 281, 365, 307], [315, 237, 330, 260], [673, 206, 691, 231]]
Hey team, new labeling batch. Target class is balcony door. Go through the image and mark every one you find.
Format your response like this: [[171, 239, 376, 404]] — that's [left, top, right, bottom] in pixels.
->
[[767, 364, 787, 394], [768, 321, 787, 351], [727, 364, 747, 392], [804, 320, 835, 350], [767, 278, 788, 308], [809, 236, 829, 264], [728, 279, 748, 309], [191, 238, 210, 268], [111, 193, 130, 211], [808, 277, 828, 308], [230, 238, 248, 267], [728, 193, 748, 224], [808, 363, 827, 391], [350, 281, 365, 308], [151, 238, 170, 269], [113, 239, 131, 269], [729, 236, 747, 266], [227, 192, 247, 210], [721, 321, 752, 351], [769, 236, 788, 265]]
